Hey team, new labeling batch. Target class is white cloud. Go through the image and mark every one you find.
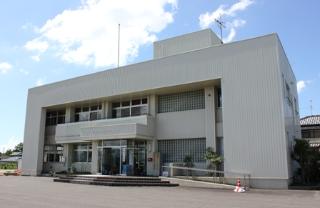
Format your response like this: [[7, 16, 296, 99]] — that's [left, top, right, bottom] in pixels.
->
[[0, 62, 13, 74], [223, 19, 246, 43], [199, 0, 254, 43], [25, 0, 177, 67], [31, 55, 41, 62], [297, 80, 311, 94], [0, 137, 22, 153], [24, 38, 49, 53], [19, 68, 30, 75], [36, 78, 46, 86], [21, 22, 40, 33]]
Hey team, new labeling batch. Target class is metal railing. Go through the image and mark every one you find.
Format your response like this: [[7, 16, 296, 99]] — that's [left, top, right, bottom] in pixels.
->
[[162, 165, 251, 189]]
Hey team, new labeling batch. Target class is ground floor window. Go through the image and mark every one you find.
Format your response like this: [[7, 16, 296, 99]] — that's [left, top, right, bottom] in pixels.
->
[[43, 145, 64, 163], [73, 143, 92, 162], [158, 138, 206, 163]]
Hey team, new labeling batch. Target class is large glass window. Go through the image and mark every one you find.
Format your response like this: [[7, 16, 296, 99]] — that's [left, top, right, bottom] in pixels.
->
[[112, 98, 148, 118], [46, 110, 65, 126], [75, 103, 103, 122], [43, 145, 64, 163], [73, 143, 92, 162], [158, 138, 206, 163], [158, 90, 205, 113]]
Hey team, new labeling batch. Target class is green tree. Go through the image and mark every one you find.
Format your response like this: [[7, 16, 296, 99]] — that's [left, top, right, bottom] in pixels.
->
[[13, 142, 23, 152], [292, 139, 320, 184], [4, 149, 13, 156], [183, 155, 194, 168], [183, 155, 194, 177], [204, 147, 223, 170]]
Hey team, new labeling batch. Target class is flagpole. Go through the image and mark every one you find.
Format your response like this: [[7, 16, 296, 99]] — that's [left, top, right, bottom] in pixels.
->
[[118, 23, 120, 68]]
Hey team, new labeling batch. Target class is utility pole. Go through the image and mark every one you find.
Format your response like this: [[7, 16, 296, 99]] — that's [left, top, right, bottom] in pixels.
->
[[215, 17, 225, 44], [310, 99, 313, 115]]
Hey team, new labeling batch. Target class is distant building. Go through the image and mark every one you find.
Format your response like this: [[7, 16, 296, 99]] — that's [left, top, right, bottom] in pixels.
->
[[300, 115, 320, 148], [0, 152, 22, 169], [22, 29, 300, 189]]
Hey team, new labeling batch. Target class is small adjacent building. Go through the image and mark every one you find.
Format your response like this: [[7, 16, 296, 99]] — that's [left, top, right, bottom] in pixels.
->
[[0, 152, 22, 169], [300, 115, 320, 148], [22, 29, 300, 188]]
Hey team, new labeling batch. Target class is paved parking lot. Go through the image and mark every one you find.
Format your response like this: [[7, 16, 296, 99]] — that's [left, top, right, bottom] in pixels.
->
[[0, 176, 319, 208]]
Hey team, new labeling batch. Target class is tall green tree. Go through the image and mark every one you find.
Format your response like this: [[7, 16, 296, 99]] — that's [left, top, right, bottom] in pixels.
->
[[13, 142, 23, 152], [292, 139, 320, 184]]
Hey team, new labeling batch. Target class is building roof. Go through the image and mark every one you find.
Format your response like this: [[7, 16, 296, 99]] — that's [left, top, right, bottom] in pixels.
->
[[10, 152, 22, 157], [0, 156, 21, 162], [300, 115, 320, 126]]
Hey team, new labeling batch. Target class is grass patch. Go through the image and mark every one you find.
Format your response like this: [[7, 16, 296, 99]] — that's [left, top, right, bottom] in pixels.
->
[[0, 162, 17, 170]]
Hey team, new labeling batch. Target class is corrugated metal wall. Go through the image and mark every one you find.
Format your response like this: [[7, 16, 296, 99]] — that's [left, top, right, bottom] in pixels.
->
[[23, 33, 293, 182]]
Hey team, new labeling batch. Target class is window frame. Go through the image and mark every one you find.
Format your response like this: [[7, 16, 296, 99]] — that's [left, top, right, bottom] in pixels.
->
[[111, 97, 148, 118], [43, 145, 64, 163], [73, 143, 92, 162], [74, 103, 103, 122]]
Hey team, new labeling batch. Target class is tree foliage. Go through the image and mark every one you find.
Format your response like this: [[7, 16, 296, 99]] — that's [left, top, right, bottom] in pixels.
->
[[13, 142, 23, 152], [204, 147, 223, 169], [292, 139, 320, 184], [4, 149, 13, 156], [0, 142, 23, 156], [183, 155, 194, 168]]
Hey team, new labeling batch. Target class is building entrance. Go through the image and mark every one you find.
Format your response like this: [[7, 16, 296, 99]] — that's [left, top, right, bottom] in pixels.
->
[[98, 139, 146, 176]]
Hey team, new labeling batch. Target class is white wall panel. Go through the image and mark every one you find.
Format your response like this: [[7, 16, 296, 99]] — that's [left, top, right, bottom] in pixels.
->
[[156, 110, 206, 140], [22, 32, 294, 187]]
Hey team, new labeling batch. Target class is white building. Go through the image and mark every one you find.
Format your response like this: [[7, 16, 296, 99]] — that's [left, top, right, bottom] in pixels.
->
[[22, 29, 300, 188]]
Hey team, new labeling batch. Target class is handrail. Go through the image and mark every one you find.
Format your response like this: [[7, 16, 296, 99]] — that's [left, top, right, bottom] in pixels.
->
[[162, 165, 250, 176]]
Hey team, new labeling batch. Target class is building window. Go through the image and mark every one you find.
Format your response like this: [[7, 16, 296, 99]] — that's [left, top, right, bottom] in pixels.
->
[[73, 143, 92, 162], [75, 103, 103, 122], [217, 88, 222, 108], [293, 97, 299, 116], [46, 110, 65, 126], [43, 145, 64, 163], [158, 90, 205, 113], [112, 98, 148, 118], [158, 138, 206, 163]]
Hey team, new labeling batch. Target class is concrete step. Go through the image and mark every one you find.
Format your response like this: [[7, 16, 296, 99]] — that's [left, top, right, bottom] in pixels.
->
[[56, 177, 168, 184], [53, 178, 178, 187], [61, 175, 162, 182]]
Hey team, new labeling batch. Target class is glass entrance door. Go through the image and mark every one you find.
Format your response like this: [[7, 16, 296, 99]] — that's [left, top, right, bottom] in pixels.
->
[[98, 139, 146, 176], [103, 148, 120, 175]]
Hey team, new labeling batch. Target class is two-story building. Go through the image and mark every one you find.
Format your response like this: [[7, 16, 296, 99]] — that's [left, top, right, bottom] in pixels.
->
[[300, 115, 320, 148], [22, 29, 300, 188]]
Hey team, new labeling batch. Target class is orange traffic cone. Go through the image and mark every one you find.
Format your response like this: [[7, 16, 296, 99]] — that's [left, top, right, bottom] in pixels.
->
[[234, 178, 245, 193]]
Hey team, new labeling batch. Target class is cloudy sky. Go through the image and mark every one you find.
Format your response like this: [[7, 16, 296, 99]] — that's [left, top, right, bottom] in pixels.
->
[[0, 0, 319, 151]]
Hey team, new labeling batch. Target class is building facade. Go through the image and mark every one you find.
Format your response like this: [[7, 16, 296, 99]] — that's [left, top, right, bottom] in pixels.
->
[[300, 115, 320, 148], [22, 29, 300, 188]]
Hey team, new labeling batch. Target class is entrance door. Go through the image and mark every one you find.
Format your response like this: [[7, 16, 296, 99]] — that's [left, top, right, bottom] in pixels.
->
[[103, 148, 120, 175], [98, 139, 147, 176]]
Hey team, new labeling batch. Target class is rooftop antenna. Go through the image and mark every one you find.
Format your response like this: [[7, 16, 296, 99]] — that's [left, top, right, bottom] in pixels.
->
[[215, 16, 225, 44], [310, 99, 313, 115], [117, 23, 120, 68]]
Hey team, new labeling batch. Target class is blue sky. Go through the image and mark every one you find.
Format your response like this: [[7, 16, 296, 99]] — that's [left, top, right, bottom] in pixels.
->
[[0, 0, 319, 151]]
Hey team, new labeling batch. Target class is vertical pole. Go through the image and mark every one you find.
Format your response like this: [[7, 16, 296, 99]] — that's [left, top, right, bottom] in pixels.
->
[[118, 23, 120, 68], [220, 24, 223, 44]]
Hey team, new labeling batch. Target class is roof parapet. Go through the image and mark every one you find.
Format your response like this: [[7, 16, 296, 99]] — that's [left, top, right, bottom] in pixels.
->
[[153, 29, 221, 59]]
